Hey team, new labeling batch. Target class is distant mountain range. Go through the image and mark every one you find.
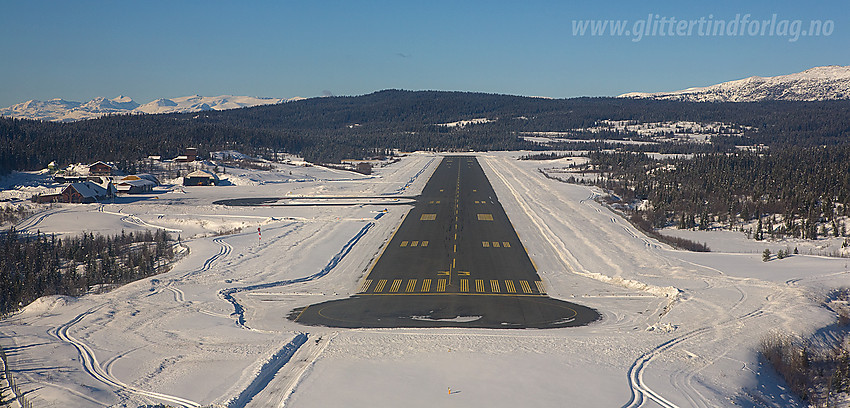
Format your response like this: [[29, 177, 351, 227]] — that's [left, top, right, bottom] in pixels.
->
[[0, 95, 304, 122], [620, 65, 850, 102]]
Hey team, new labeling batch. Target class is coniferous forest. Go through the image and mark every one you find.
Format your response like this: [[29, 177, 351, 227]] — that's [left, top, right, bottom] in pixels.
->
[[0, 228, 175, 315], [589, 147, 850, 240], [2, 90, 850, 174]]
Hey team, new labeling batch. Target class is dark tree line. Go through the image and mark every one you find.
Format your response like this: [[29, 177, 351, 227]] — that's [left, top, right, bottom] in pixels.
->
[[0, 228, 175, 315], [590, 146, 850, 239], [3, 90, 850, 175]]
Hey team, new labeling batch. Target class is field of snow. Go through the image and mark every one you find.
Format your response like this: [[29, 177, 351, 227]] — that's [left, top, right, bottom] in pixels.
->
[[1, 151, 847, 407]]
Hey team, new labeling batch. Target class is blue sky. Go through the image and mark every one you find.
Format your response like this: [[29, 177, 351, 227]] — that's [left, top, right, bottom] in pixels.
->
[[1, 0, 848, 106]]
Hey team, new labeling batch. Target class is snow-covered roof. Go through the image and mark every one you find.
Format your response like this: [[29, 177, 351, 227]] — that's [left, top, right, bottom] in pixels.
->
[[65, 181, 108, 198], [117, 179, 155, 188], [89, 161, 112, 168], [121, 173, 159, 184], [185, 170, 218, 180]]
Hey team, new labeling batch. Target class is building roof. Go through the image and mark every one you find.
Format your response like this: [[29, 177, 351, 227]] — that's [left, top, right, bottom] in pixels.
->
[[117, 179, 156, 187], [185, 170, 219, 180], [66, 181, 109, 198], [89, 161, 113, 168]]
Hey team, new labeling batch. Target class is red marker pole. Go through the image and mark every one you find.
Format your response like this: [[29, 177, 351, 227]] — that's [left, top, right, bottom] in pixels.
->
[[258, 227, 261, 245]]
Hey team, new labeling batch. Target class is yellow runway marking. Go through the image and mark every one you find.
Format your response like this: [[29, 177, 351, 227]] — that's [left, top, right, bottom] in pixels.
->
[[458, 271, 469, 276], [360, 279, 372, 292], [390, 279, 402, 292], [506, 280, 516, 293], [535, 281, 546, 294], [493, 241, 500, 248], [400, 241, 408, 247], [420, 214, 436, 221], [422, 279, 431, 292], [422, 241, 429, 247], [411, 240, 418, 247], [476, 279, 484, 292], [460, 279, 468, 292], [482, 241, 489, 247], [453, 244, 456, 253], [520, 280, 532, 293], [437, 279, 446, 292], [477, 213, 493, 221], [406, 279, 417, 292], [503, 241, 511, 248], [490, 280, 500, 293], [375, 279, 387, 292]]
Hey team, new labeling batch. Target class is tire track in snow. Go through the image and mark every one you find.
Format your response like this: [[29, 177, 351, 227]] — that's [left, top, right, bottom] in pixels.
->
[[15, 207, 67, 232], [219, 222, 374, 328], [166, 286, 185, 302], [53, 308, 200, 408], [180, 237, 232, 279], [621, 309, 765, 408]]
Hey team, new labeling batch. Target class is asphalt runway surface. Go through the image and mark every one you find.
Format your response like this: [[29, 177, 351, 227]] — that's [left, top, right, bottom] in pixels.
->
[[289, 156, 600, 329]]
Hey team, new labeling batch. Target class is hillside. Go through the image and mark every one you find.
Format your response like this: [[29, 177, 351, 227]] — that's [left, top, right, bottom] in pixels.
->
[[621, 65, 850, 102]]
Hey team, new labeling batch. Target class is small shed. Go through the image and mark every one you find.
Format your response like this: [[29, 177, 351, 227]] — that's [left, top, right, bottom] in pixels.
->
[[183, 170, 219, 186], [356, 162, 373, 175], [88, 161, 114, 176]]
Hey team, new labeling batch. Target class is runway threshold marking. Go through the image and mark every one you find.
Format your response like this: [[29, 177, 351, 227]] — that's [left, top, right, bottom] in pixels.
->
[[520, 280, 532, 294], [505, 280, 516, 293], [360, 279, 372, 292], [390, 279, 402, 292], [535, 281, 546, 294], [476, 279, 485, 292], [460, 279, 468, 292], [406, 279, 417, 292], [437, 279, 446, 292], [375, 279, 387, 292], [422, 279, 431, 292], [490, 280, 500, 293], [420, 214, 436, 221], [477, 214, 494, 221], [400, 241, 408, 247]]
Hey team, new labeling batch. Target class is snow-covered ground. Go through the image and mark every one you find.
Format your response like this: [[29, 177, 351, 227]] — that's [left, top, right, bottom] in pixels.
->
[[1, 151, 847, 407]]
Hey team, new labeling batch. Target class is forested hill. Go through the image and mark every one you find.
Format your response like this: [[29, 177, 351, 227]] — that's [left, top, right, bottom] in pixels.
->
[[2, 89, 850, 174]]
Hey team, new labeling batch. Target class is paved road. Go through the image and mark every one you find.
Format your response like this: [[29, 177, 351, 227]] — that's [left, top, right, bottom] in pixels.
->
[[291, 156, 599, 328]]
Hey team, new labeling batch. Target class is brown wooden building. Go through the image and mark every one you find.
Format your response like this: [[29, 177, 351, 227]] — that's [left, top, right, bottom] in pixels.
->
[[88, 161, 114, 176]]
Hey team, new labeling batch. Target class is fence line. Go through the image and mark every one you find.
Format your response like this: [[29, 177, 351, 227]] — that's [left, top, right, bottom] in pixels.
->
[[0, 344, 34, 408]]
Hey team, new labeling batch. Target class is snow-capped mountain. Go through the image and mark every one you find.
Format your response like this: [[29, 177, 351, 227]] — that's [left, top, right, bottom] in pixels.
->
[[620, 65, 850, 102], [0, 95, 302, 122]]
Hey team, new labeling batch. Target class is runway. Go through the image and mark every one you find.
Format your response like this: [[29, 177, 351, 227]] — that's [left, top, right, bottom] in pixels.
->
[[291, 156, 600, 328]]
